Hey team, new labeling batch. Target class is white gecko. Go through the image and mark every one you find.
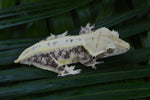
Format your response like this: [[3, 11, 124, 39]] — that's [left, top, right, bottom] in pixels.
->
[[14, 23, 130, 76]]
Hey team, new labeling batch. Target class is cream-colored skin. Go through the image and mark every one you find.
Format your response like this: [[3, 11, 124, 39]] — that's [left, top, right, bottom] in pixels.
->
[[14, 23, 130, 76]]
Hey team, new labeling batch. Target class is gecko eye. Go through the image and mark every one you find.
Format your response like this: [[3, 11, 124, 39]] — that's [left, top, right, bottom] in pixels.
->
[[107, 48, 114, 54]]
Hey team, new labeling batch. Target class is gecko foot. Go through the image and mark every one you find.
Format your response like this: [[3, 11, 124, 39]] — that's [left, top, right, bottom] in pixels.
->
[[84, 59, 104, 69], [79, 22, 95, 35], [91, 60, 104, 69], [58, 65, 81, 76], [90, 59, 104, 69], [50, 31, 68, 38], [45, 31, 68, 41], [56, 31, 68, 38]]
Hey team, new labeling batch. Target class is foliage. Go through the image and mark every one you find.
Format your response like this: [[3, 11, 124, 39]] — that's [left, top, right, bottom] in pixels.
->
[[0, 0, 150, 100]]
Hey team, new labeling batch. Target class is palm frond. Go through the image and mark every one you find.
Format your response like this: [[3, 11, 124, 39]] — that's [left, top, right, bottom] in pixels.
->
[[0, 0, 150, 100]]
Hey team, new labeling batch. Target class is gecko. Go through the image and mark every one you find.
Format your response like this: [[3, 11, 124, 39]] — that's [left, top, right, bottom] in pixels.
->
[[14, 23, 130, 76]]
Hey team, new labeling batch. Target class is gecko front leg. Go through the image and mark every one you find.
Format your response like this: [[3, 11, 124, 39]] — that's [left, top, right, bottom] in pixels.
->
[[79, 22, 95, 35], [78, 47, 104, 69], [83, 59, 104, 69]]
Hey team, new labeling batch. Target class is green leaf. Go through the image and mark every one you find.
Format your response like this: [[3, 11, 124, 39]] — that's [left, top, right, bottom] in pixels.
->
[[0, 37, 42, 44], [0, 0, 17, 40], [96, 0, 115, 21], [50, 12, 75, 34], [20, 0, 42, 4], [0, 64, 150, 98], [1, 1, 150, 100], [0, 43, 33, 51], [0, 48, 24, 66], [75, 4, 93, 25], [0, 66, 54, 83], [24, 20, 48, 37], [118, 19, 150, 38], [94, 6, 150, 29], [0, 0, 92, 29], [0, 48, 25, 57], [0, 0, 17, 9], [48, 81, 150, 100]]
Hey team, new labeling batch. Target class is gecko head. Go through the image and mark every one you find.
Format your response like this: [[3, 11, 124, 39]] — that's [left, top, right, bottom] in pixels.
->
[[104, 38, 130, 57], [96, 27, 130, 57]]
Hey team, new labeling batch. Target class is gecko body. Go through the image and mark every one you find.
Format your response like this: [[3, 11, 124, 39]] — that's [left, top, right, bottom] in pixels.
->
[[14, 23, 130, 76]]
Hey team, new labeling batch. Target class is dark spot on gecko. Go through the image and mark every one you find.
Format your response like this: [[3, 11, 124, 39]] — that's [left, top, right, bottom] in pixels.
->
[[46, 58, 51, 65], [57, 66, 64, 71], [74, 47, 81, 53], [40, 54, 46, 57], [92, 37, 94, 40], [48, 43, 50, 46], [64, 70, 69, 74], [58, 50, 62, 56], [70, 39, 73, 42], [126, 48, 129, 51], [74, 48, 78, 54], [64, 51, 70, 58], [28, 53, 57, 68], [53, 41, 58, 45], [50, 52, 56, 59], [96, 52, 106, 59], [81, 31, 86, 34], [30, 55, 39, 63], [69, 48, 74, 53], [107, 48, 114, 54], [66, 40, 68, 43], [50, 46, 88, 60], [51, 61, 58, 68], [28, 46, 91, 68]]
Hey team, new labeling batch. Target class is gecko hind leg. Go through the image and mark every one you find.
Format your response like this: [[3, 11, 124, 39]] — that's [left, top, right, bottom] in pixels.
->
[[56, 31, 68, 38], [27, 53, 81, 77], [43, 31, 68, 41], [49, 56, 81, 76], [50, 31, 68, 38]]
